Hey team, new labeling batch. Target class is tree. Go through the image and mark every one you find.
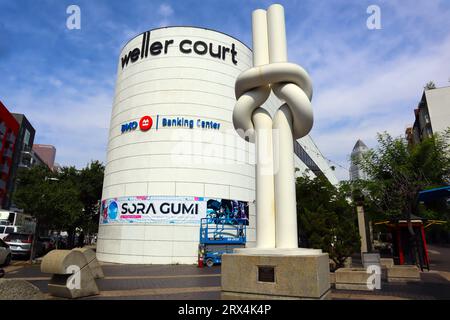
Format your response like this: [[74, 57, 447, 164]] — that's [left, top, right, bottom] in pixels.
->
[[424, 81, 436, 90], [15, 166, 53, 227], [79, 161, 104, 234], [13, 165, 82, 256], [13, 161, 104, 248], [296, 175, 360, 270], [356, 132, 450, 222], [355, 131, 450, 263], [13, 165, 82, 228]]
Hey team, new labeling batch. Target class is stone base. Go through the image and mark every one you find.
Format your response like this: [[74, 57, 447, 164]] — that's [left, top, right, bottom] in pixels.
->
[[380, 258, 394, 268], [73, 248, 104, 279], [0, 279, 46, 300], [330, 272, 336, 285], [221, 249, 330, 300], [387, 265, 421, 282], [335, 268, 379, 291], [379, 259, 394, 281], [41, 249, 100, 299], [222, 291, 330, 300], [47, 266, 99, 299]]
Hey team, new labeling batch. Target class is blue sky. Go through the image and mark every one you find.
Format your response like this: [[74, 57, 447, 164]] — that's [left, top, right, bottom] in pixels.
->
[[1, 0, 449, 180]]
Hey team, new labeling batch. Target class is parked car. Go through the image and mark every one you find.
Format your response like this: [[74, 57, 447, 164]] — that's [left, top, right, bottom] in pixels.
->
[[0, 225, 22, 240], [0, 238, 11, 266], [4, 233, 44, 258]]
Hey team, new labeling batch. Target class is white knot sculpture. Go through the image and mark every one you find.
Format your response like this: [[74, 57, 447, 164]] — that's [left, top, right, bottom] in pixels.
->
[[233, 4, 314, 249]]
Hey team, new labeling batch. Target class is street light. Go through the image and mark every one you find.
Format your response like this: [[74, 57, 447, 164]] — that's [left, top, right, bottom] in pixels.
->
[[44, 177, 59, 181]]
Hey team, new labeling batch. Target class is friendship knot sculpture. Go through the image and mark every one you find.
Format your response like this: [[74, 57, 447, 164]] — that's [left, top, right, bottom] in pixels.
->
[[232, 4, 314, 249]]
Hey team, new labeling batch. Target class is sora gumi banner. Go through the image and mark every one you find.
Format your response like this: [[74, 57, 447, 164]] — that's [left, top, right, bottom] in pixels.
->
[[100, 196, 249, 225]]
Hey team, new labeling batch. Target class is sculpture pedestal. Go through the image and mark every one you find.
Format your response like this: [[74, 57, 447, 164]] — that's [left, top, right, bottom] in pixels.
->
[[221, 248, 330, 300]]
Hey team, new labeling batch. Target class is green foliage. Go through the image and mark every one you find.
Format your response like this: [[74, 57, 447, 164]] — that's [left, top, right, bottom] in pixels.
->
[[340, 179, 390, 223], [296, 175, 360, 269], [13, 161, 104, 235], [354, 131, 450, 220], [79, 161, 105, 233], [424, 81, 436, 90]]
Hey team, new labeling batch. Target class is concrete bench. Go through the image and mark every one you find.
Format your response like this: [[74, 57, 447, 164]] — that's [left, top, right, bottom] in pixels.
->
[[362, 253, 380, 269], [329, 272, 336, 286], [380, 258, 394, 268], [41, 249, 102, 298], [387, 265, 420, 282], [73, 248, 104, 279], [335, 268, 381, 291]]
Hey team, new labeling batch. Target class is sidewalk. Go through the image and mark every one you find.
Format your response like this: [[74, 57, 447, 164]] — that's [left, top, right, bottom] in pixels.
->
[[4, 262, 222, 300], [2, 245, 450, 300]]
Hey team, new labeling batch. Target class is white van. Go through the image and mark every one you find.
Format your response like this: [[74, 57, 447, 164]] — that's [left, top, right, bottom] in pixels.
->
[[0, 225, 22, 240], [0, 210, 33, 227]]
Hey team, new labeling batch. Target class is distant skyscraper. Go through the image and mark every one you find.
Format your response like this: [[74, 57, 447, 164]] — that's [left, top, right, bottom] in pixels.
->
[[349, 139, 369, 181]]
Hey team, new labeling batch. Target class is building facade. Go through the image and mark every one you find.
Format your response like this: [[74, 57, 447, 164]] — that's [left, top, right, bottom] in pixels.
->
[[5, 113, 36, 210], [97, 27, 338, 264], [32, 144, 56, 170], [349, 139, 369, 181], [406, 86, 450, 145], [0, 102, 20, 209]]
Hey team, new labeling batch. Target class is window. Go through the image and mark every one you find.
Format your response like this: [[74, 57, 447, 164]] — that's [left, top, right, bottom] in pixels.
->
[[24, 129, 31, 148], [0, 226, 4, 233]]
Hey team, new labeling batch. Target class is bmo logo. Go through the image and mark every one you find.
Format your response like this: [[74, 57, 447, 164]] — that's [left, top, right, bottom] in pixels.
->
[[139, 116, 152, 131], [121, 116, 153, 134]]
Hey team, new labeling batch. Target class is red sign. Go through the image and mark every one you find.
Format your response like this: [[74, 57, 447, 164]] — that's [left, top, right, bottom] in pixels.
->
[[139, 116, 153, 131]]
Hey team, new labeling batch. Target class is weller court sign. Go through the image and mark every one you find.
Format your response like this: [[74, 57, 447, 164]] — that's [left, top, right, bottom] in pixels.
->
[[121, 31, 238, 69]]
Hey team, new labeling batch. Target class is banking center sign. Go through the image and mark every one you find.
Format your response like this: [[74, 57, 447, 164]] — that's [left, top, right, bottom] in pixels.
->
[[101, 196, 249, 226], [121, 115, 221, 134]]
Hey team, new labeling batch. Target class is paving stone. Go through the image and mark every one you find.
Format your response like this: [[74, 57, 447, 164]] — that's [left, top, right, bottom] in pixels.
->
[[0, 279, 46, 300]]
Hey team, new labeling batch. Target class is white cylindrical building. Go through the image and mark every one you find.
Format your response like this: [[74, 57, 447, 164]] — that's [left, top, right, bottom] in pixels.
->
[[97, 27, 338, 264]]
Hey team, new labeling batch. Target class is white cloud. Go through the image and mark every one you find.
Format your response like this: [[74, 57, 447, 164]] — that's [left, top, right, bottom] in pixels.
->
[[310, 33, 450, 177], [312, 37, 450, 125], [158, 4, 173, 17], [284, 1, 450, 181], [156, 3, 174, 27], [6, 80, 112, 169], [2, 0, 449, 182], [48, 77, 63, 88]]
